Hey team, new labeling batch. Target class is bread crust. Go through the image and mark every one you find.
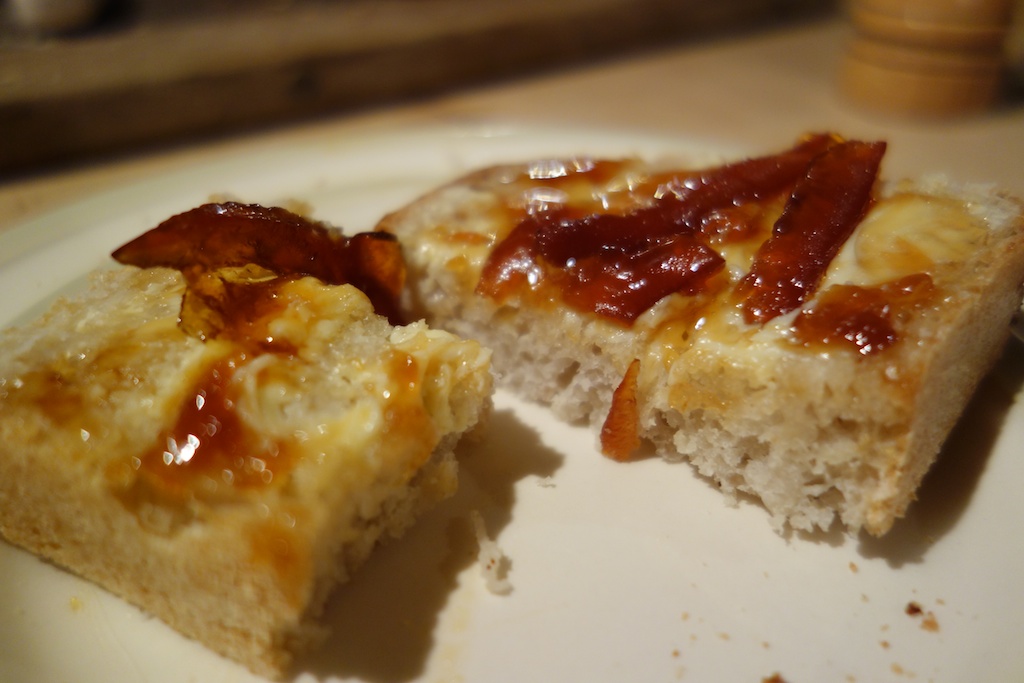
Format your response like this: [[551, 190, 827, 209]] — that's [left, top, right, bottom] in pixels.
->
[[0, 266, 492, 678], [377, 152, 1024, 536]]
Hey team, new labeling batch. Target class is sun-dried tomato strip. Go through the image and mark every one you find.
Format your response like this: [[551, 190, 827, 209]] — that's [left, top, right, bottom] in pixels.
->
[[477, 134, 843, 325], [558, 235, 725, 323], [533, 133, 839, 266], [600, 358, 642, 461], [476, 211, 549, 302], [534, 202, 687, 267], [738, 140, 886, 324], [113, 202, 405, 324]]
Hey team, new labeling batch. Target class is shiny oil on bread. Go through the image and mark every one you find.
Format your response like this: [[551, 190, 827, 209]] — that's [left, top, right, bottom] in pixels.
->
[[0, 203, 493, 679]]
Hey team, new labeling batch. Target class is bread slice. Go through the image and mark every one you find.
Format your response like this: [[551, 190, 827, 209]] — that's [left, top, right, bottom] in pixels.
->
[[376, 134, 1024, 537], [0, 203, 493, 678]]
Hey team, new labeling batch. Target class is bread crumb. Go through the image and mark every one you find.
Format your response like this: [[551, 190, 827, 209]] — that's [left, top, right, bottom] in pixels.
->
[[920, 612, 940, 632], [762, 674, 788, 683], [535, 476, 556, 488], [849, 561, 859, 573], [905, 600, 940, 631], [68, 596, 83, 613], [470, 511, 512, 595], [880, 640, 890, 649]]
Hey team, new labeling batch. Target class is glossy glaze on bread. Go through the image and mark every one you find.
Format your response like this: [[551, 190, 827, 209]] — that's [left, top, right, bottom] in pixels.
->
[[377, 137, 1024, 536]]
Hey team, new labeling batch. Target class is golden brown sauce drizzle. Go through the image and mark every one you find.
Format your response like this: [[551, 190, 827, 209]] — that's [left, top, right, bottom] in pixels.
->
[[476, 134, 864, 325], [132, 352, 295, 500], [698, 201, 780, 247], [528, 158, 628, 189], [108, 201, 407, 497], [177, 271, 296, 351], [247, 516, 309, 607], [600, 358, 642, 461], [379, 350, 440, 473], [113, 202, 406, 324], [13, 369, 86, 427], [791, 274, 936, 355], [120, 277, 300, 499]]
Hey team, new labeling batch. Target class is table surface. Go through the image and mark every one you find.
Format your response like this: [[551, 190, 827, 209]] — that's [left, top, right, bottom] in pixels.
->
[[2, 17, 1022, 232]]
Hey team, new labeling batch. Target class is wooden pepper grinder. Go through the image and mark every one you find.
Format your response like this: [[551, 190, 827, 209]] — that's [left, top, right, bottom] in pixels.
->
[[840, 0, 1015, 117]]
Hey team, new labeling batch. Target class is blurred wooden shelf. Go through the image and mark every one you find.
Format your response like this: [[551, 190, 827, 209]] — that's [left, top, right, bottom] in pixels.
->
[[0, 0, 834, 172]]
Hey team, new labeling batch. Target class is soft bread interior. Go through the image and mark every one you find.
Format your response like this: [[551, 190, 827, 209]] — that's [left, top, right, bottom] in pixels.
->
[[378, 162, 1024, 537], [0, 266, 493, 678]]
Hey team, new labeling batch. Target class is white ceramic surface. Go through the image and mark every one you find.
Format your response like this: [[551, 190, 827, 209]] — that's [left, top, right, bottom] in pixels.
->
[[0, 125, 1021, 683]]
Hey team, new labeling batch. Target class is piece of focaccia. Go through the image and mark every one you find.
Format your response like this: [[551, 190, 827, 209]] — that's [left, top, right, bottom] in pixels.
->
[[377, 134, 1024, 537], [0, 203, 493, 679]]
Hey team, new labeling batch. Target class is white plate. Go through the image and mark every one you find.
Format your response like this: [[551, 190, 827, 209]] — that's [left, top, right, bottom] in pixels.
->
[[1, 124, 1022, 683]]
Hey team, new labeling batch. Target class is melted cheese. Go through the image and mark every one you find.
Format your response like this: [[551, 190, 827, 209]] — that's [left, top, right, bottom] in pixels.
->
[[412, 159, 987, 371], [824, 193, 987, 288], [0, 267, 492, 523]]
